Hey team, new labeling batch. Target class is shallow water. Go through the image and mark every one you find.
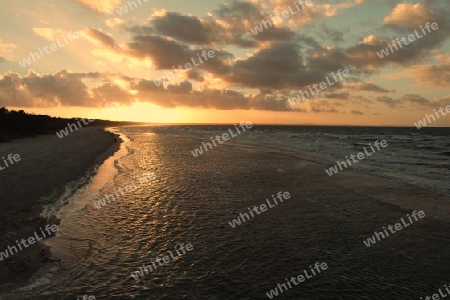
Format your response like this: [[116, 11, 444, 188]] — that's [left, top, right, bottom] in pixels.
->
[[14, 126, 450, 299]]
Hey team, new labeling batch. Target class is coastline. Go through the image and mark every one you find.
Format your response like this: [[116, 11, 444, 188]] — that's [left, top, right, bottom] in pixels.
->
[[0, 127, 122, 294], [1, 128, 449, 298]]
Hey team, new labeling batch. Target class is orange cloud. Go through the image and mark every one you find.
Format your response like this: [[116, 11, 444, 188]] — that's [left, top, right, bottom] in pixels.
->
[[71, 0, 121, 14], [383, 3, 436, 28], [0, 39, 17, 61], [391, 54, 450, 88], [105, 18, 125, 29], [33, 28, 72, 41]]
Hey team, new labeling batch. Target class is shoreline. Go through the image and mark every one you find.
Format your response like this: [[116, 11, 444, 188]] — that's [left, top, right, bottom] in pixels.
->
[[0, 127, 122, 294], [2, 130, 450, 298]]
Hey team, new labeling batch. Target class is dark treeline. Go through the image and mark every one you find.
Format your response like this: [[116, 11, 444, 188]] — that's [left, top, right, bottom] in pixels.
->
[[0, 107, 141, 142]]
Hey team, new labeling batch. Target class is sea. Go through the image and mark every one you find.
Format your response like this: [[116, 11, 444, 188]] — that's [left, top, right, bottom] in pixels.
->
[[12, 125, 450, 299]]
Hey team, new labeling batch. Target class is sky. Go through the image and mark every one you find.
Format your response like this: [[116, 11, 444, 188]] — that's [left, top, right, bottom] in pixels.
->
[[0, 0, 449, 125]]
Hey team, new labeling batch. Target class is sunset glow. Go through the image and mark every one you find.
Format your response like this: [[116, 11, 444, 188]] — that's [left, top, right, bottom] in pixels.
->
[[0, 0, 449, 126]]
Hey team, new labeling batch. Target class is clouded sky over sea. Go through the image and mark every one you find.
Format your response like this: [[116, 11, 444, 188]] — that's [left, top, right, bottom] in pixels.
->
[[0, 0, 449, 125]]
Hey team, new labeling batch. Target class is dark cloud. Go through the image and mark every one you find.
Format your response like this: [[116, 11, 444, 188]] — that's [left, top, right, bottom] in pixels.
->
[[187, 69, 205, 82], [226, 42, 313, 89], [127, 35, 234, 75], [310, 106, 338, 113], [151, 13, 222, 46], [74, 1, 448, 115], [0, 70, 132, 107], [401, 94, 431, 106], [128, 35, 192, 68], [349, 82, 392, 93], [86, 28, 116, 48], [324, 92, 350, 99], [375, 96, 402, 108], [167, 80, 193, 94], [306, 47, 347, 72], [91, 82, 135, 105], [403, 54, 450, 88], [351, 109, 364, 115], [131, 79, 292, 111], [127, 7, 258, 48], [0, 70, 290, 111], [126, 1, 299, 48]]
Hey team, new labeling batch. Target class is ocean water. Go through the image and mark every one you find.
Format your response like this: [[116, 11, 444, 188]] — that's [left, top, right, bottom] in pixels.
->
[[146, 125, 450, 196], [13, 126, 450, 299]]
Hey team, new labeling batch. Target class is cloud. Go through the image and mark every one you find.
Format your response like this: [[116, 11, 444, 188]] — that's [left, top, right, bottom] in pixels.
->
[[125, 34, 233, 75], [223, 42, 346, 89], [95, 15, 348, 92], [151, 12, 223, 46], [347, 82, 392, 93], [11, 0, 443, 119], [82, 27, 156, 68], [33, 28, 67, 41], [395, 54, 450, 88], [315, 22, 350, 44], [401, 93, 431, 107], [85, 28, 116, 48], [109, 26, 351, 92], [375, 96, 402, 108], [249, 0, 365, 27], [351, 109, 364, 115], [0, 39, 17, 61], [324, 92, 350, 99], [125, 3, 299, 48], [92, 3, 419, 96], [400, 93, 450, 109], [0, 70, 294, 111], [187, 69, 205, 82], [307, 47, 347, 72], [38, 19, 50, 25], [0, 70, 132, 108], [105, 18, 125, 29], [307, 100, 339, 113], [71, 0, 121, 14], [346, 30, 447, 70], [132, 79, 292, 111], [342, 2, 449, 70], [383, 3, 436, 28], [434, 94, 450, 108]]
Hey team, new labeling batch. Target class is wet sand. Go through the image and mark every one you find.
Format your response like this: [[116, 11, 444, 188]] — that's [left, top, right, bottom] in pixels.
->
[[0, 128, 120, 295]]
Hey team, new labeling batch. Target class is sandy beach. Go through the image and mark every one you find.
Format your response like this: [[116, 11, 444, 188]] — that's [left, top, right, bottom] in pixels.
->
[[0, 127, 120, 295]]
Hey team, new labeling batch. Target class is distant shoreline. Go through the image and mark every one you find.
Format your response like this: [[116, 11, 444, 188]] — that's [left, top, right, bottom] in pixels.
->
[[0, 106, 142, 143]]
